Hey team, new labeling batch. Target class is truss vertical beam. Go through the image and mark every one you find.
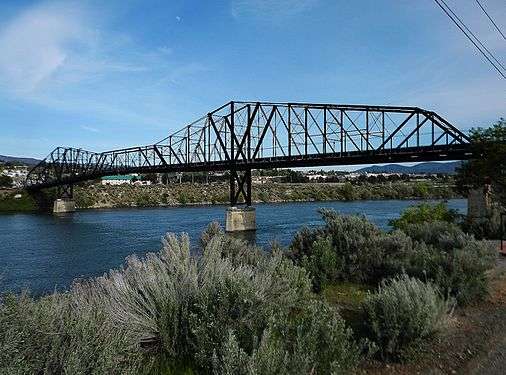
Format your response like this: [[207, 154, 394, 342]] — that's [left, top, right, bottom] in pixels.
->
[[229, 169, 252, 207]]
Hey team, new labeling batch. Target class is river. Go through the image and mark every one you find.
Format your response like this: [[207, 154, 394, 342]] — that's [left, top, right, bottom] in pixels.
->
[[0, 199, 466, 295]]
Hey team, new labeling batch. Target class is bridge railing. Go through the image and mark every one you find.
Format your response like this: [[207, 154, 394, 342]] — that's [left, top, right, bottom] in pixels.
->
[[25, 101, 473, 189]]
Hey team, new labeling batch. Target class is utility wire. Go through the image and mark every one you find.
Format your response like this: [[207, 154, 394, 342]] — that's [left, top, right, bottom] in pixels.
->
[[475, 0, 506, 41], [437, 0, 505, 73], [439, 0, 505, 72], [433, 0, 506, 79]]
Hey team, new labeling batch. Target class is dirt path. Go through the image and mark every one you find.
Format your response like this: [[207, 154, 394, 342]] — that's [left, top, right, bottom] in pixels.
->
[[467, 255, 506, 375], [360, 254, 506, 375], [470, 336, 506, 375]]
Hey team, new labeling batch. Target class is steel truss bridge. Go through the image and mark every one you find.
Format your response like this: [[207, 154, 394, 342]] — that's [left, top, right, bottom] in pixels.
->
[[26, 101, 474, 206]]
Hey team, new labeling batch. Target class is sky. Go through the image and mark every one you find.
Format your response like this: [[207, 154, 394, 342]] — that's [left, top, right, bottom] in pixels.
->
[[0, 0, 504, 161]]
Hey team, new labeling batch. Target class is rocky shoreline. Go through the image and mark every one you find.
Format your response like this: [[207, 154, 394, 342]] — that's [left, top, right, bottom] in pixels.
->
[[74, 181, 459, 209], [0, 181, 460, 212]]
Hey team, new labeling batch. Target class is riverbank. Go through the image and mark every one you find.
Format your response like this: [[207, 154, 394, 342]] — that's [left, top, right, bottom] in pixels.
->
[[74, 181, 459, 209], [0, 181, 460, 212], [0, 189, 40, 212]]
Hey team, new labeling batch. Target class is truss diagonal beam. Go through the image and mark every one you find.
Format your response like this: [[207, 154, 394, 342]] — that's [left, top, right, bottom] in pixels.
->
[[25, 101, 478, 191]]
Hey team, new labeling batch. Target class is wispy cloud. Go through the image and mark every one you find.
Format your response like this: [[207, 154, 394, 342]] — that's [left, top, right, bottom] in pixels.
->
[[0, 1, 150, 96], [231, 0, 318, 19], [0, 2, 89, 94], [80, 125, 100, 133], [0, 1, 210, 136]]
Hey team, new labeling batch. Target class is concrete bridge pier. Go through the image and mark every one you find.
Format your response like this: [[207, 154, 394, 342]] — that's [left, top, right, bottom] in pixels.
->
[[467, 184, 491, 220], [225, 169, 256, 232], [53, 184, 75, 214], [226, 206, 256, 232]]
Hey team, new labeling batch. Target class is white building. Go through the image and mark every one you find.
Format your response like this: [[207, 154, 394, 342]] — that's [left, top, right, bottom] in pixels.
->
[[101, 175, 136, 185]]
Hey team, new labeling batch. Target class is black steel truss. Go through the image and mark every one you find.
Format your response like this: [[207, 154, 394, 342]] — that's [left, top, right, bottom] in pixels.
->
[[26, 101, 477, 206], [230, 169, 252, 206], [56, 184, 74, 199]]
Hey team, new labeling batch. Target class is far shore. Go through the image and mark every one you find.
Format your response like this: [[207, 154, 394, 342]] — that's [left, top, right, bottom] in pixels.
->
[[0, 180, 461, 213]]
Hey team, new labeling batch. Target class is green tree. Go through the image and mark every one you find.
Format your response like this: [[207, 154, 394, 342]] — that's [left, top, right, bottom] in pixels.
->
[[286, 170, 306, 183], [341, 182, 355, 200], [414, 181, 429, 198], [389, 202, 459, 231], [0, 175, 13, 188], [456, 118, 506, 205]]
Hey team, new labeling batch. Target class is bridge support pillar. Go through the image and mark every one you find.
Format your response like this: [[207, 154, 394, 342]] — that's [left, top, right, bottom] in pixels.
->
[[467, 184, 491, 220], [225, 168, 256, 232], [53, 198, 76, 214], [53, 184, 75, 214], [226, 206, 256, 232]]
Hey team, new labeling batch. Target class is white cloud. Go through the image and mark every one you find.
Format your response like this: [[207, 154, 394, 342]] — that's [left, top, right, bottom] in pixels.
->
[[80, 125, 100, 133], [231, 0, 318, 19], [0, 1, 151, 96], [0, 2, 92, 94], [0, 1, 209, 137]]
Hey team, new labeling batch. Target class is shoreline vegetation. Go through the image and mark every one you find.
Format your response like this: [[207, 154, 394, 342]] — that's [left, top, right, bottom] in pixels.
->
[[0, 202, 501, 374], [0, 180, 460, 212]]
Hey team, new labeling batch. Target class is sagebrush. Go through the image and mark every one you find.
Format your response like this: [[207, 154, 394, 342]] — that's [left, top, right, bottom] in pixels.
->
[[288, 209, 496, 304], [0, 226, 359, 374], [363, 274, 451, 361]]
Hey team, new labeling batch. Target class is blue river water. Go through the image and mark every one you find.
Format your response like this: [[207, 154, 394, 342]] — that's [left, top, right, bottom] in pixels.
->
[[0, 199, 466, 295]]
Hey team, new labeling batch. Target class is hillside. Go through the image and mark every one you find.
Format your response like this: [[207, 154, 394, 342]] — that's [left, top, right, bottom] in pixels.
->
[[0, 155, 40, 166], [356, 161, 463, 174]]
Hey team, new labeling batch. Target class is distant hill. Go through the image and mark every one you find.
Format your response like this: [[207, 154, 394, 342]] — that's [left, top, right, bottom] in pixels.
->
[[0, 155, 40, 166], [356, 161, 463, 174]]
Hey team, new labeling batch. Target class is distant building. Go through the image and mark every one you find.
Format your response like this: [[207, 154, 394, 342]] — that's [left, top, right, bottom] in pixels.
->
[[306, 174, 328, 181], [101, 175, 136, 185], [1, 165, 29, 188], [252, 175, 285, 184], [133, 180, 152, 186]]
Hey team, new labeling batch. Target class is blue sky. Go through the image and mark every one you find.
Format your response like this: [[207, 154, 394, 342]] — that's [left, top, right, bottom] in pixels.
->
[[0, 0, 504, 160]]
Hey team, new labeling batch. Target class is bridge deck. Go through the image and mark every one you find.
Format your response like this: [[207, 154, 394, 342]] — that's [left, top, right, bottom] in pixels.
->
[[26, 101, 473, 195]]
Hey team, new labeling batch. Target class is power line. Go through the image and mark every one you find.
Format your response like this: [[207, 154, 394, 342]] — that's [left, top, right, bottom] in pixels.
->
[[440, 0, 505, 72], [433, 0, 506, 79], [475, 0, 506, 41], [436, 0, 505, 74]]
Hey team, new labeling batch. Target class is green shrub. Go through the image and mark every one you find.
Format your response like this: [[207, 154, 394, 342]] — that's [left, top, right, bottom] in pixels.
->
[[177, 191, 189, 204], [0, 192, 39, 212], [200, 222, 264, 267], [135, 193, 160, 207], [300, 236, 339, 290], [214, 300, 360, 375], [75, 193, 95, 208], [0, 228, 360, 374], [288, 210, 415, 286], [257, 190, 269, 202], [289, 210, 496, 305], [390, 202, 460, 231], [103, 233, 358, 373], [402, 222, 497, 304], [363, 275, 451, 361], [0, 290, 142, 374], [462, 204, 504, 240], [414, 182, 429, 198], [340, 182, 355, 200], [401, 220, 467, 249]]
